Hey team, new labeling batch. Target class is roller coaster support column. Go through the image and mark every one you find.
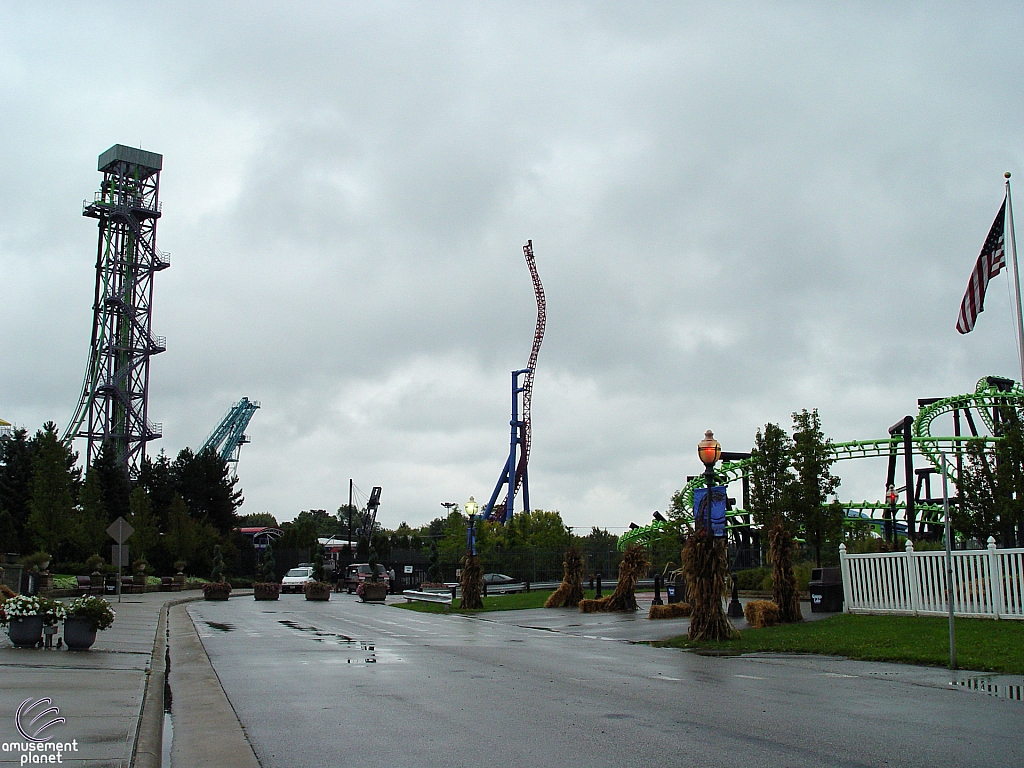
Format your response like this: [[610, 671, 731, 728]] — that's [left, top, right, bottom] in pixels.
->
[[887, 416, 916, 542], [483, 368, 531, 524]]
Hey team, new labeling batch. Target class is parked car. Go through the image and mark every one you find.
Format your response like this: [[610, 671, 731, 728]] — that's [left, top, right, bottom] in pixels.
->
[[482, 573, 522, 593], [344, 563, 389, 593], [281, 566, 315, 594]]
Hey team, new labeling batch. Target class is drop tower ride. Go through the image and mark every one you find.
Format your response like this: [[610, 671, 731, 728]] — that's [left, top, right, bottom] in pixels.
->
[[64, 145, 169, 475]]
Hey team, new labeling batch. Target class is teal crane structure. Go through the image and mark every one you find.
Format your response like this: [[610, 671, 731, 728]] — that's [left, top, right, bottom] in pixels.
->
[[201, 398, 260, 475]]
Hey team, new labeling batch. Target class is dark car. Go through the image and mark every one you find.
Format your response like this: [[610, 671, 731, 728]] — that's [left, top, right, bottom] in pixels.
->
[[482, 573, 522, 593]]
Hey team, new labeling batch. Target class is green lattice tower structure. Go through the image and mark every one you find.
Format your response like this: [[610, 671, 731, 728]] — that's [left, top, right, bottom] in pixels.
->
[[618, 377, 1024, 551], [64, 145, 169, 476]]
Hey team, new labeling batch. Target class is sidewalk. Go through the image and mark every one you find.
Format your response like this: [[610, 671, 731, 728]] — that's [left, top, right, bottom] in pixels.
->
[[0, 591, 195, 767]]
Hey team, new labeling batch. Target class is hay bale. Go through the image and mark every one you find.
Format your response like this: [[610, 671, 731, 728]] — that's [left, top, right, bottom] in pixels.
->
[[648, 602, 691, 620], [744, 599, 780, 628], [579, 596, 611, 613], [545, 546, 585, 608]]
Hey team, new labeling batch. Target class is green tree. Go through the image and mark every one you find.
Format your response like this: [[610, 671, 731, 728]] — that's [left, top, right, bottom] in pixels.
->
[[292, 509, 340, 537], [238, 512, 279, 528], [957, 407, 1024, 546], [790, 409, 842, 566], [26, 423, 78, 557], [163, 493, 198, 566], [172, 447, 242, 535], [277, 516, 319, 552], [127, 486, 160, 561], [91, 439, 130, 523], [73, 468, 109, 558], [138, 451, 176, 530], [748, 421, 801, 623], [0, 427, 35, 552]]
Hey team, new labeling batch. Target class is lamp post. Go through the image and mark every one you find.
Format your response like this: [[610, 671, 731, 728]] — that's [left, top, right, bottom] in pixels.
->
[[885, 484, 897, 547], [465, 496, 479, 556], [697, 430, 721, 533]]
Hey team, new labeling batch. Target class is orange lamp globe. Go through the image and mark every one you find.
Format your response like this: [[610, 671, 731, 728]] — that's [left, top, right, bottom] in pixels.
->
[[697, 430, 721, 466]]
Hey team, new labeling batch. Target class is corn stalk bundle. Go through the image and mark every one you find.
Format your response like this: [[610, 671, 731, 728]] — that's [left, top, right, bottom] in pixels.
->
[[459, 553, 484, 609], [768, 520, 803, 623], [544, 546, 585, 608], [579, 545, 649, 613], [682, 530, 736, 641]]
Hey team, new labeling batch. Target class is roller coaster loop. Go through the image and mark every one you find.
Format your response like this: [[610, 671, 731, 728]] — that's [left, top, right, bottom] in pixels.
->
[[618, 376, 1024, 551]]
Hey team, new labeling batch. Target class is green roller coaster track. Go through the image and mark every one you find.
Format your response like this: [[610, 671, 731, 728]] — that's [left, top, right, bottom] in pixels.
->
[[618, 377, 1024, 551]]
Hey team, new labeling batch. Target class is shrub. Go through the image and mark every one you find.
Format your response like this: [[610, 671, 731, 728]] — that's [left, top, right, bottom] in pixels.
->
[[66, 596, 116, 631]]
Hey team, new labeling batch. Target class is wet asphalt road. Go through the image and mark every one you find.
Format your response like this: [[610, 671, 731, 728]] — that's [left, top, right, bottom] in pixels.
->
[[187, 595, 1022, 768]]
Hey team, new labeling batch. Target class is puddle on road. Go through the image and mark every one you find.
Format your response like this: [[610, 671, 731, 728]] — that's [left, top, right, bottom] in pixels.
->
[[277, 619, 382, 664], [953, 675, 1024, 701], [204, 621, 235, 632]]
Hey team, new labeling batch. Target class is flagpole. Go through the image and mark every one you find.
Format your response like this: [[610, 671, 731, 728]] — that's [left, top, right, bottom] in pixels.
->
[[1006, 173, 1024, 383]]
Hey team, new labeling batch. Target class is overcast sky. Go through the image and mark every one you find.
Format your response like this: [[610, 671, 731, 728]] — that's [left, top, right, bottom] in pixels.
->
[[2, 2, 1023, 532]]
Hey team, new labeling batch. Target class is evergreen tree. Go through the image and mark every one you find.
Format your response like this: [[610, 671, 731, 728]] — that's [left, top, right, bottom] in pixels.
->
[[790, 409, 842, 566], [172, 447, 242, 535], [163, 493, 198, 566], [748, 421, 801, 623], [73, 468, 110, 558], [92, 439, 131, 523], [26, 423, 77, 557], [139, 451, 176, 530], [127, 486, 160, 561], [0, 427, 34, 552]]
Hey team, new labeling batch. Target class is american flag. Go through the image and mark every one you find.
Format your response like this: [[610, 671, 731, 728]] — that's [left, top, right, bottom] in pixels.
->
[[956, 198, 1007, 334]]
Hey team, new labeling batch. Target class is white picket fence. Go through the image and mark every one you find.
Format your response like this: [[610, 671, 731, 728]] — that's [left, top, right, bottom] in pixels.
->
[[839, 538, 1024, 619]]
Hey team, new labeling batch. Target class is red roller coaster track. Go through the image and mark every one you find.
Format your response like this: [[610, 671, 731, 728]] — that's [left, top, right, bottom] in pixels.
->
[[489, 240, 546, 521]]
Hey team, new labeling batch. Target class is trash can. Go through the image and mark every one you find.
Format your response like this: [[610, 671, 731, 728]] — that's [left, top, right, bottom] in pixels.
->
[[666, 575, 687, 604], [808, 567, 843, 612]]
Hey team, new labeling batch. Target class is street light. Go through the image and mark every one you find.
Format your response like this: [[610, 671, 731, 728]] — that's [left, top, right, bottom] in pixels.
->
[[465, 496, 479, 556], [697, 430, 721, 532]]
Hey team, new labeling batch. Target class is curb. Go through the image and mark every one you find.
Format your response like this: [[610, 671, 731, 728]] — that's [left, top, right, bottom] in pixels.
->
[[131, 595, 203, 768]]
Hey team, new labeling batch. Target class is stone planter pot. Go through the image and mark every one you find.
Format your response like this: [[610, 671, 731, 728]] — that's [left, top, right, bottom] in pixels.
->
[[62, 617, 98, 651], [253, 584, 280, 601], [205, 592, 230, 601], [360, 583, 388, 602], [7, 616, 44, 648], [304, 586, 331, 602]]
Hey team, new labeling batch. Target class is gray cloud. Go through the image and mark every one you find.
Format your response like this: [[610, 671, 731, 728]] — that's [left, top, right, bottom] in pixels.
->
[[1, 2, 1023, 530]]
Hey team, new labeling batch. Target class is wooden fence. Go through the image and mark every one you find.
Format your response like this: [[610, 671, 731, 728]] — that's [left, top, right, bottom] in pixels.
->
[[839, 538, 1024, 619]]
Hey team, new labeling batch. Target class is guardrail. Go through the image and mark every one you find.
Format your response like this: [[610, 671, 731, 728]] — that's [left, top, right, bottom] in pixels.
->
[[840, 538, 1024, 619]]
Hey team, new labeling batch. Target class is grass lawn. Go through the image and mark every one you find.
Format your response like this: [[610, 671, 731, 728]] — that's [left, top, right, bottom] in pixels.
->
[[393, 588, 602, 614], [653, 614, 1024, 674]]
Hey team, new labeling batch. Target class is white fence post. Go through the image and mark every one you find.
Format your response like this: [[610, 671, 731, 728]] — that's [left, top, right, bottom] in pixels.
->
[[906, 539, 921, 615], [988, 536, 1004, 619], [839, 543, 851, 613]]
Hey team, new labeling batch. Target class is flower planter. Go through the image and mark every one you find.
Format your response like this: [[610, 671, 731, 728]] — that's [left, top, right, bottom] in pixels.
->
[[253, 584, 280, 601], [359, 584, 388, 602], [304, 583, 331, 601], [63, 617, 98, 650], [7, 616, 44, 648], [205, 592, 230, 601]]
